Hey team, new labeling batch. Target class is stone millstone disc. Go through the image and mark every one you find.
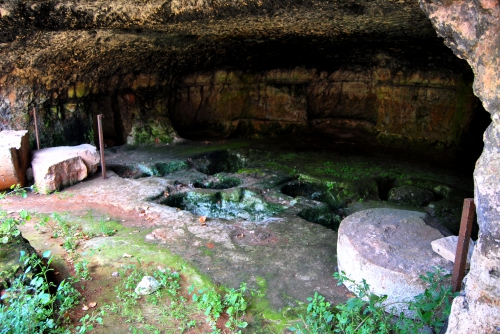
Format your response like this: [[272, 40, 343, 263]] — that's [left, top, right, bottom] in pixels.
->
[[337, 208, 453, 316]]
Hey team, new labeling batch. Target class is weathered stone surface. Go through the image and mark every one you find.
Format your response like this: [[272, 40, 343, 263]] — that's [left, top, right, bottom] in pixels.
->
[[171, 68, 476, 144], [134, 276, 161, 295], [419, 0, 500, 332], [0, 130, 30, 191], [337, 208, 452, 315], [388, 185, 434, 207], [32, 156, 87, 194], [431, 236, 474, 268], [31, 144, 100, 193]]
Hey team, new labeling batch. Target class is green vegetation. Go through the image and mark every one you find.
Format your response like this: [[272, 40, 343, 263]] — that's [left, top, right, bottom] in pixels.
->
[[0, 184, 34, 200], [101, 263, 251, 333], [0, 251, 82, 334], [291, 268, 457, 334], [190, 282, 249, 333], [0, 210, 30, 244], [74, 260, 91, 281]]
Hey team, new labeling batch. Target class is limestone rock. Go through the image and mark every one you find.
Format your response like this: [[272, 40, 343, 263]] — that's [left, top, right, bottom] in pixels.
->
[[32, 144, 100, 194], [419, 0, 500, 332], [0, 130, 30, 191], [135, 276, 160, 295], [388, 185, 434, 207], [337, 208, 452, 316], [431, 236, 474, 268]]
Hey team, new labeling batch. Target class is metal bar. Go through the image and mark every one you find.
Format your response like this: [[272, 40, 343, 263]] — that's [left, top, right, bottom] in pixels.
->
[[452, 198, 476, 292], [97, 114, 106, 178], [33, 107, 40, 150]]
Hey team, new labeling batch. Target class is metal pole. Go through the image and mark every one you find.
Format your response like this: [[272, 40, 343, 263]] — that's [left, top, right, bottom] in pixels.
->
[[452, 198, 475, 292], [97, 114, 106, 178], [33, 107, 40, 150]]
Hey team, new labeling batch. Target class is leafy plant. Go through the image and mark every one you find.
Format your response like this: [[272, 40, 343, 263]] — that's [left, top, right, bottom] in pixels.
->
[[291, 268, 456, 334], [223, 283, 249, 330], [0, 250, 80, 334], [76, 312, 104, 334], [189, 282, 249, 333], [153, 267, 181, 297], [0, 210, 30, 244], [190, 286, 224, 329], [74, 260, 92, 281], [99, 219, 117, 236], [289, 292, 334, 333], [0, 184, 31, 200], [395, 267, 458, 333]]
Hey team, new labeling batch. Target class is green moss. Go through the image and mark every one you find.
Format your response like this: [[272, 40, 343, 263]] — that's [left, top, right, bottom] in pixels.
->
[[247, 276, 298, 333], [129, 119, 176, 145], [67, 87, 75, 99], [75, 82, 89, 98], [237, 168, 267, 177]]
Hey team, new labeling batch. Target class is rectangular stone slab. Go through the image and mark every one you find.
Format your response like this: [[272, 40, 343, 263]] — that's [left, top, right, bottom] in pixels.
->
[[431, 235, 474, 269], [31, 144, 100, 194], [0, 130, 30, 191]]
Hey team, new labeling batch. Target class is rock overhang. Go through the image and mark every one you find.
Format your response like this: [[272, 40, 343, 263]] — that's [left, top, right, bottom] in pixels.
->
[[0, 1, 490, 165]]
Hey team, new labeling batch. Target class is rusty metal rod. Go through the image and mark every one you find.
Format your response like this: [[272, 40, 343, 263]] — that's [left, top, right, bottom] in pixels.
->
[[97, 114, 106, 178], [452, 198, 476, 292], [33, 107, 40, 150]]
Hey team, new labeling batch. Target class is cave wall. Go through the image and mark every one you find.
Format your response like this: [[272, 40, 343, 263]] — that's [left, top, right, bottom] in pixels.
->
[[0, 1, 497, 329], [419, 0, 500, 332], [171, 67, 476, 149]]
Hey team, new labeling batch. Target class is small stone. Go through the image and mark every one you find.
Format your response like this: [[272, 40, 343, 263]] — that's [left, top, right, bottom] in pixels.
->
[[431, 236, 474, 268], [134, 276, 161, 295], [111, 271, 119, 277]]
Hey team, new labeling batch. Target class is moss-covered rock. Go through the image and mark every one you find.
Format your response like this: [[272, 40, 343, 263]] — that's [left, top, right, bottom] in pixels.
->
[[128, 118, 177, 145], [0, 234, 38, 288], [388, 185, 434, 207]]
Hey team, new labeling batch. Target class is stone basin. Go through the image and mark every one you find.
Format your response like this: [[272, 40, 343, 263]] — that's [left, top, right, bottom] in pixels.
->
[[337, 208, 453, 316]]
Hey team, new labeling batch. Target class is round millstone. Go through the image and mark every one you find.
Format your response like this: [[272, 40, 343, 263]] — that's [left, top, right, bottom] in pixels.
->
[[337, 208, 453, 316]]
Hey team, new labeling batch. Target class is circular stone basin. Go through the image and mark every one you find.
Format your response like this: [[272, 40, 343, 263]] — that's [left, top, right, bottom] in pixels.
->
[[337, 208, 453, 316]]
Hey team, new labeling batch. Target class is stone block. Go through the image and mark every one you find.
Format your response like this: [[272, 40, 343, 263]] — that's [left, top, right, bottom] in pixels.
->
[[31, 144, 100, 194], [0, 130, 30, 191], [337, 208, 453, 317], [431, 236, 474, 268]]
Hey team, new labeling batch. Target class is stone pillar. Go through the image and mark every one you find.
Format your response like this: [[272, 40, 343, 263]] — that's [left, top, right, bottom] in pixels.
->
[[419, 0, 500, 332], [0, 130, 30, 191]]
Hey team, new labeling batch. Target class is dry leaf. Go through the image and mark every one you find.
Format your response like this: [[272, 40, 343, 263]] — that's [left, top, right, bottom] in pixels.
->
[[237, 233, 245, 239], [82, 304, 89, 311], [123, 253, 133, 258], [89, 302, 97, 308]]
